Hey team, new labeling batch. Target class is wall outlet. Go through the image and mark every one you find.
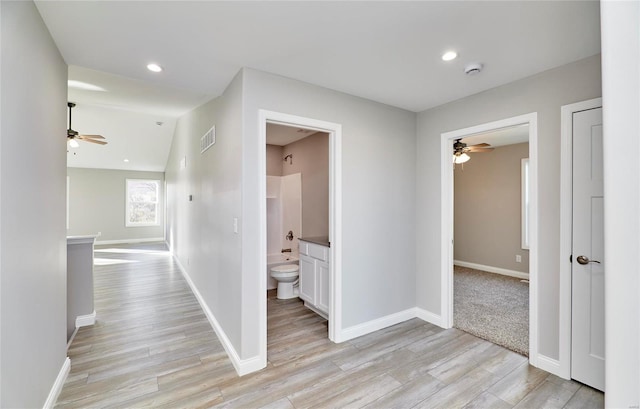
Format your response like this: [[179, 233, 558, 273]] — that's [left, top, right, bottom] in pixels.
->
[[516, 255, 522, 263]]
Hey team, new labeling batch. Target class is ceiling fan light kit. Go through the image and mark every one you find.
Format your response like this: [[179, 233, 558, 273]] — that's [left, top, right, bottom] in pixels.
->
[[453, 152, 470, 164]]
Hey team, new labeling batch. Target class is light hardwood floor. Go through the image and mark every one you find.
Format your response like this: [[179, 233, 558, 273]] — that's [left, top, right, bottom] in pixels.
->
[[57, 243, 603, 408]]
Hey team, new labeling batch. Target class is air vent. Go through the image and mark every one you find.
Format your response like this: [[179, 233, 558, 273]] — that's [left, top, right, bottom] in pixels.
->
[[200, 126, 215, 153]]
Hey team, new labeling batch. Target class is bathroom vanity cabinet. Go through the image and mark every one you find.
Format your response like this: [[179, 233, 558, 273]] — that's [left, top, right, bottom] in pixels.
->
[[299, 238, 329, 319]]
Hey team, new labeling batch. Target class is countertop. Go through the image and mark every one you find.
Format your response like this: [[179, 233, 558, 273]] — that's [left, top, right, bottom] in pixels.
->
[[299, 236, 330, 247]]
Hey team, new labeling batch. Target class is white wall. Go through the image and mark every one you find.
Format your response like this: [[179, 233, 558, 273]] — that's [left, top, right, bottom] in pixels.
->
[[601, 1, 640, 406], [242, 68, 417, 357], [416, 55, 601, 361], [165, 71, 244, 357], [67, 168, 165, 242], [0, 2, 68, 407], [454, 143, 530, 273], [166, 67, 416, 363]]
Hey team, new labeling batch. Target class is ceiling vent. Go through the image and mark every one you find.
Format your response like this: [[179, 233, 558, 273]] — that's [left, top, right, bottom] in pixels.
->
[[200, 126, 215, 153]]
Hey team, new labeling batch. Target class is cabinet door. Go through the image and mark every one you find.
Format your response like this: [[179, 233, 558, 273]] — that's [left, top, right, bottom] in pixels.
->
[[316, 261, 330, 314], [299, 256, 316, 303]]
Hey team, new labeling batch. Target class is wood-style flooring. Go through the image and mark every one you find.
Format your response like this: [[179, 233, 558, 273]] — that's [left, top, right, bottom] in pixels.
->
[[57, 243, 603, 408]]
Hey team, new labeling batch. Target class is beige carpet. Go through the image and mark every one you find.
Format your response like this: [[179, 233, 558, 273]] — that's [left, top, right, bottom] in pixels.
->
[[454, 265, 529, 356]]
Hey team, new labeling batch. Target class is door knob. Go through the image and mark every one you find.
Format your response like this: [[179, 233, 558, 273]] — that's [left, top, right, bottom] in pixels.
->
[[577, 255, 601, 265]]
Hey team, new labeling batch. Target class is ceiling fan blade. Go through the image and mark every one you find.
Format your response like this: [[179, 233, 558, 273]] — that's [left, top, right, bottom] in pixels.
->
[[81, 138, 108, 145], [79, 134, 105, 139], [467, 147, 494, 152], [469, 142, 491, 148]]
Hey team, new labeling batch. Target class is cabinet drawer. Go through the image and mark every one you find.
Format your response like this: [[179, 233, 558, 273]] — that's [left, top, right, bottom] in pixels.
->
[[308, 244, 327, 261], [299, 241, 309, 255]]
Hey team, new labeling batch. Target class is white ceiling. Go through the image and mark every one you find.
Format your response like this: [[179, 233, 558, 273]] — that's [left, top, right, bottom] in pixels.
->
[[463, 124, 529, 148], [35, 1, 601, 171], [266, 123, 320, 146], [66, 103, 176, 172]]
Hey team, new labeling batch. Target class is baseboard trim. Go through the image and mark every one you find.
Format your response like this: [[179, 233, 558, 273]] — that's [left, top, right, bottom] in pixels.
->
[[95, 237, 165, 245], [534, 353, 565, 378], [415, 307, 446, 328], [454, 260, 529, 280], [173, 255, 261, 376], [339, 308, 416, 342], [75, 310, 96, 328], [43, 357, 70, 409]]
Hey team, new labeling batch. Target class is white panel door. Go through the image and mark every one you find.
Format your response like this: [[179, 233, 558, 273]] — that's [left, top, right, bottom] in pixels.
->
[[571, 107, 604, 391]]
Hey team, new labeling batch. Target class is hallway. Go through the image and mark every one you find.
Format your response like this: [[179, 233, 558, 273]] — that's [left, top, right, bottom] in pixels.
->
[[58, 243, 231, 407], [57, 243, 603, 408]]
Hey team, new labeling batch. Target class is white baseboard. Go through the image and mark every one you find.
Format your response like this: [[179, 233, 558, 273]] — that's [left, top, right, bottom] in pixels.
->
[[339, 308, 417, 342], [454, 260, 529, 280], [43, 357, 70, 409], [414, 307, 445, 328], [533, 353, 565, 378], [173, 255, 262, 376], [95, 237, 165, 245], [75, 310, 96, 328]]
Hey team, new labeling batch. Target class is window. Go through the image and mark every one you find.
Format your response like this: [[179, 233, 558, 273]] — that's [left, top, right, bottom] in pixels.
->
[[521, 158, 530, 249], [126, 179, 160, 226]]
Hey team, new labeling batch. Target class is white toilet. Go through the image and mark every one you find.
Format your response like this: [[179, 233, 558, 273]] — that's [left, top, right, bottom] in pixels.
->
[[270, 264, 300, 299]]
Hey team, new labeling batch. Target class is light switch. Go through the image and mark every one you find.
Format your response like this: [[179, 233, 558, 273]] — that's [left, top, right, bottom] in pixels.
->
[[233, 218, 238, 234]]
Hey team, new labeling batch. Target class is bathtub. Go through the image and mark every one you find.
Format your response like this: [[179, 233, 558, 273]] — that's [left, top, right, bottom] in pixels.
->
[[267, 253, 299, 290]]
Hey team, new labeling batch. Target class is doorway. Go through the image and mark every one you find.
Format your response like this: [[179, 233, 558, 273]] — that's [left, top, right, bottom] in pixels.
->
[[440, 113, 539, 360], [453, 127, 530, 356], [257, 110, 343, 367]]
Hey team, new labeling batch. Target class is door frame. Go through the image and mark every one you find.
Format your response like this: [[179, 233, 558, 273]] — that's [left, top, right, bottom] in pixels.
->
[[257, 110, 343, 366], [440, 112, 539, 361], [559, 97, 603, 379]]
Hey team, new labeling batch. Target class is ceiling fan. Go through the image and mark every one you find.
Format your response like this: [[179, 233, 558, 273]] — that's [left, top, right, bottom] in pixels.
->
[[453, 138, 494, 164], [67, 102, 107, 147]]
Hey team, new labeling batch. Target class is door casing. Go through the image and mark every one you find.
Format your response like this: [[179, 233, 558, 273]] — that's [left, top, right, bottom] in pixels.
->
[[258, 110, 343, 370]]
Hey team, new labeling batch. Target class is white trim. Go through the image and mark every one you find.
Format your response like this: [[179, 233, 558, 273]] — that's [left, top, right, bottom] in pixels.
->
[[75, 310, 96, 328], [441, 113, 539, 362], [258, 111, 343, 354], [339, 308, 416, 342], [173, 255, 259, 376], [67, 327, 79, 350], [559, 97, 602, 380], [521, 158, 530, 250], [535, 354, 563, 378], [415, 307, 445, 328], [95, 237, 165, 246], [43, 357, 70, 409], [454, 260, 529, 280]]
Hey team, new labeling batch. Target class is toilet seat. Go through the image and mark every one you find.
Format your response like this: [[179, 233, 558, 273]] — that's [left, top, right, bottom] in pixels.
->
[[271, 264, 299, 273]]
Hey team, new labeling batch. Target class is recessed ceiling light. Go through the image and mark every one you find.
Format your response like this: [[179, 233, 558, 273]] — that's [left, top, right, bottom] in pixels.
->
[[124, 159, 129, 163], [68, 80, 106, 92], [442, 51, 458, 61], [147, 63, 163, 73]]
